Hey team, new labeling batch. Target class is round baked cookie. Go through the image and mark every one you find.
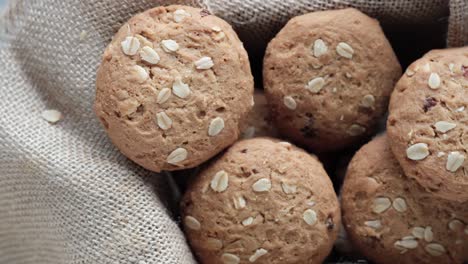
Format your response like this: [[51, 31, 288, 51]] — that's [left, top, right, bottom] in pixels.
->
[[387, 47, 468, 202], [94, 5, 254, 172], [181, 137, 340, 264], [342, 135, 468, 264], [263, 8, 401, 152], [241, 90, 278, 139]]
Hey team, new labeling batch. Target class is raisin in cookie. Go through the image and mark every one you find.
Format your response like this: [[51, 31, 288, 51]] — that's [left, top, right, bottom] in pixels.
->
[[181, 137, 340, 264], [241, 90, 278, 139], [387, 47, 468, 202], [342, 135, 468, 264], [263, 8, 401, 152], [94, 5, 254, 172]]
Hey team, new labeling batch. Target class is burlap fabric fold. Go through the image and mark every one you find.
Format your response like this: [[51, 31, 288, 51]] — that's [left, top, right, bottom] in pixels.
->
[[0, 0, 466, 263]]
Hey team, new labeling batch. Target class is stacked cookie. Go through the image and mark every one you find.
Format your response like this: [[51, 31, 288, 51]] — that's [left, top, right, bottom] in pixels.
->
[[387, 47, 468, 202], [94, 7, 342, 263], [241, 90, 278, 139], [94, 4, 466, 264], [94, 5, 254, 172], [181, 138, 340, 264], [342, 47, 467, 264], [263, 8, 401, 152]]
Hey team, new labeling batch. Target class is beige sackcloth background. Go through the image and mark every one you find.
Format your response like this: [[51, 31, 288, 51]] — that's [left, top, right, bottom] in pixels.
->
[[0, 0, 466, 263]]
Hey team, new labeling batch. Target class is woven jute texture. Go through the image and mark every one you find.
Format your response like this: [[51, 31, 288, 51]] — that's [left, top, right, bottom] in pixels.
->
[[0, 0, 465, 263], [449, 0, 468, 46]]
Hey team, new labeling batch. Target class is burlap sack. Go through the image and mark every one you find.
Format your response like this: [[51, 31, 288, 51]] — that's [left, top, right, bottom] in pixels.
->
[[0, 0, 466, 263]]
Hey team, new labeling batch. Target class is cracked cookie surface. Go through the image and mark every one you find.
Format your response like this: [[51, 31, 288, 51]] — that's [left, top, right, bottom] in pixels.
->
[[94, 5, 254, 172], [342, 135, 468, 264], [263, 8, 401, 152], [387, 47, 468, 202], [181, 137, 340, 264]]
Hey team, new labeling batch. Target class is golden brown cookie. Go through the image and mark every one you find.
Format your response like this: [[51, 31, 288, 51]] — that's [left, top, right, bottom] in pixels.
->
[[94, 5, 254, 172], [342, 135, 468, 264], [241, 90, 278, 139], [181, 137, 340, 264], [387, 47, 468, 202], [263, 8, 401, 152]]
